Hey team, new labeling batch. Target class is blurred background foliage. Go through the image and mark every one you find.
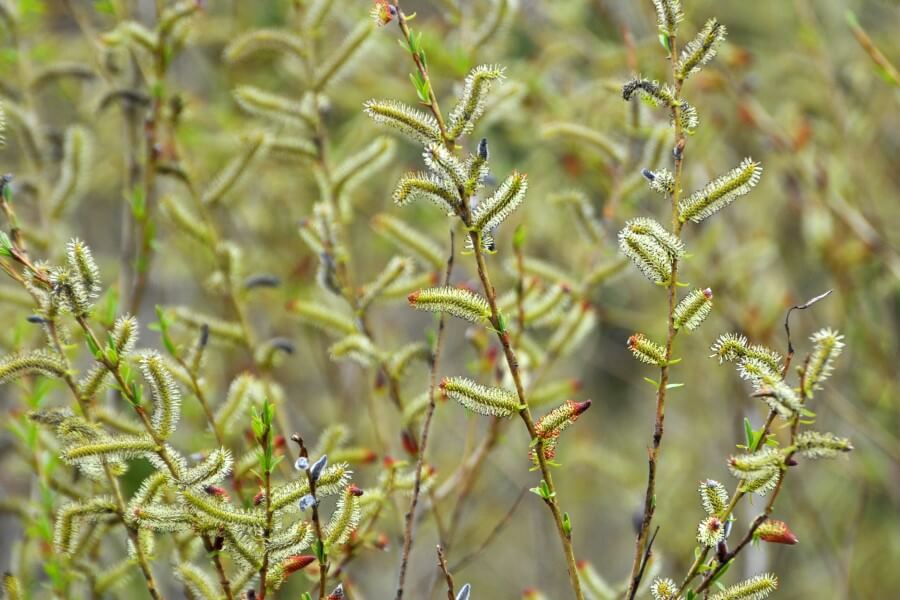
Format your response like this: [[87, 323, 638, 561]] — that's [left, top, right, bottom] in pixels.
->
[[0, 0, 897, 598]]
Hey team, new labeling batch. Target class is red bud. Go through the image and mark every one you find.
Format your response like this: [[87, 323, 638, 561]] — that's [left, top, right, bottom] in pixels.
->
[[401, 430, 419, 455], [203, 485, 229, 499], [374, 532, 389, 550], [283, 555, 316, 576], [756, 519, 799, 545]]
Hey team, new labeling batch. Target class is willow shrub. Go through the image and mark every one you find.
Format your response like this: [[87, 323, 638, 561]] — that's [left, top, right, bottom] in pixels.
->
[[0, 1, 874, 599]]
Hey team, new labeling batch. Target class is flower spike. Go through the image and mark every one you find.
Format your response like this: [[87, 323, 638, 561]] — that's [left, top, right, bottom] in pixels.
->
[[471, 171, 528, 235], [699, 479, 729, 516], [440, 377, 520, 417], [676, 18, 727, 80], [709, 573, 777, 600], [447, 64, 506, 139], [679, 158, 762, 223], [802, 328, 844, 396], [627, 333, 667, 366], [408, 286, 492, 325], [652, 0, 684, 35], [364, 99, 442, 145], [673, 288, 714, 331]]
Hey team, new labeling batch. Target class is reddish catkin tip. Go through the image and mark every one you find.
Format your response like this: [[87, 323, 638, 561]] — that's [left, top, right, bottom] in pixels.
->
[[757, 519, 799, 545], [407, 291, 420, 305], [253, 489, 265, 506], [401, 430, 419, 455], [703, 287, 714, 299], [382, 455, 396, 468], [348, 484, 364, 497], [571, 399, 592, 418], [361, 449, 377, 463], [203, 485, 229, 499], [571, 379, 584, 392], [375, 532, 390, 550], [273, 435, 286, 450], [486, 346, 499, 362], [283, 555, 316, 575], [576, 559, 588, 569]]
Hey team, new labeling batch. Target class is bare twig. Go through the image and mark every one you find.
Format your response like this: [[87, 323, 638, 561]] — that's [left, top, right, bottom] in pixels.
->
[[437, 545, 456, 600], [784, 289, 832, 372], [626, 30, 687, 600], [395, 230, 455, 600]]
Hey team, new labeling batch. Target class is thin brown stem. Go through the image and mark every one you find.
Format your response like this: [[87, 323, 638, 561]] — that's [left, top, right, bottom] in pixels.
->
[[693, 413, 801, 595], [437, 545, 456, 600], [128, 20, 169, 315], [203, 535, 235, 600], [393, 1, 452, 147], [387, 9, 583, 595], [290, 435, 328, 599], [625, 32, 686, 600], [395, 230, 454, 600], [676, 409, 778, 595], [257, 425, 275, 600], [465, 220, 583, 599], [46, 319, 164, 599], [75, 315, 239, 599]]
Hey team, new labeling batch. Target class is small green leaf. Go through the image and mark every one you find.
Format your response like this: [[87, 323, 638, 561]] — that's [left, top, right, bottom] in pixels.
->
[[708, 559, 733, 586], [562, 512, 572, 536], [531, 479, 555, 500], [743, 417, 753, 448], [314, 539, 326, 563], [130, 381, 142, 406], [513, 224, 527, 250], [665, 382, 684, 390], [155, 305, 177, 357], [0, 231, 13, 257], [85, 332, 102, 358], [659, 33, 671, 53], [130, 186, 146, 220], [104, 346, 118, 365], [643, 377, 660, 389]]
